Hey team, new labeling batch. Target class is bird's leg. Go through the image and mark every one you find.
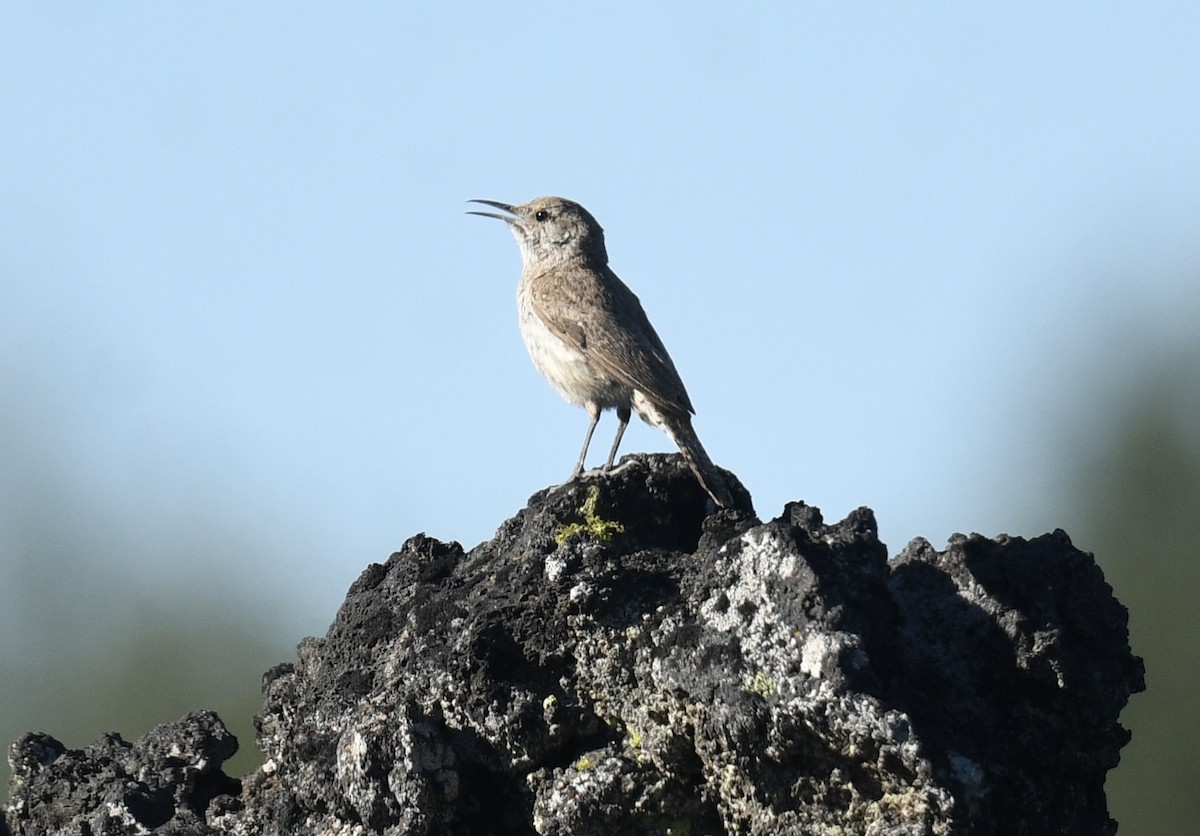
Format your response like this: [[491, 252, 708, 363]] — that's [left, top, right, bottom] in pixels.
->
[[603, 404, 631, 471], [573, 402, 602, 477]]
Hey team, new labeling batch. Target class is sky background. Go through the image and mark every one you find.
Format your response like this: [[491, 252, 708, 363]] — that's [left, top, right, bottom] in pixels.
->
[[2, 2, 1198, 828]]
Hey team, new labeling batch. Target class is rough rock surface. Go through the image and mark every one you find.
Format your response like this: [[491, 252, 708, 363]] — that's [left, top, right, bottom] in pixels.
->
[[4, 453, 1144, 835], [4, 711, 238, 835]]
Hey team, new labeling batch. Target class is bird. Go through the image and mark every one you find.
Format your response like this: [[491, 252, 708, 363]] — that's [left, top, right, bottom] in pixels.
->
[[468, 196, 733, 507]]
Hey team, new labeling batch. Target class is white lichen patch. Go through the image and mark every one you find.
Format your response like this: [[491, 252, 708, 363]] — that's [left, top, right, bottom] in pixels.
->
[[698, 527, 806, 683]]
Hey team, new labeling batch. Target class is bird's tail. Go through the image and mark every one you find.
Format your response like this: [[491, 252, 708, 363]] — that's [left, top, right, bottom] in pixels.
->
[[664, 415, 734, 508]]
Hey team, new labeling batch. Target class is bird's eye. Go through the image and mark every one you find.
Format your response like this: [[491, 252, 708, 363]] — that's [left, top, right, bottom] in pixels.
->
[[534, 210, 549, 222]]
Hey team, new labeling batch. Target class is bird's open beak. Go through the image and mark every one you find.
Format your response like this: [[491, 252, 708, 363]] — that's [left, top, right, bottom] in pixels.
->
[[466, 199, 520, 224]]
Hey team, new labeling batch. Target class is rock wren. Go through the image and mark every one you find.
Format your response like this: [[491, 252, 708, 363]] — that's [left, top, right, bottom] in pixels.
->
[[468, 196, 733, 507]]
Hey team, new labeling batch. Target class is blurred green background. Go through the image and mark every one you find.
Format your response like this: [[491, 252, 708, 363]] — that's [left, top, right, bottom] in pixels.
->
[[1047, 325, 1200, 835], [0, 399, 297, 786]]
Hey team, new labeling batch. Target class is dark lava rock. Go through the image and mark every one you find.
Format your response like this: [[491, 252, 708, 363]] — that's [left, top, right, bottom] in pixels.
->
[[4, 711, 239, 835], [4, 454, 1144, 835]]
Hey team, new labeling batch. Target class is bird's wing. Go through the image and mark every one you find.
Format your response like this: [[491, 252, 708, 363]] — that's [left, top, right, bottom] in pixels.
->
[[529, 265, 695, 415]]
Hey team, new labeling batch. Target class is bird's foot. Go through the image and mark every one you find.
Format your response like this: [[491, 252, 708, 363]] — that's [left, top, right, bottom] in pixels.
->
[[602, 459, 636, 476], [573, 466, 607, 480], [551, 460, 636, 493]]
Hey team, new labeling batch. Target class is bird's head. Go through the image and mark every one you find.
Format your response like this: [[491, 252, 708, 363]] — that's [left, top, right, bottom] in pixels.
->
[[468, 196, 608, 268]]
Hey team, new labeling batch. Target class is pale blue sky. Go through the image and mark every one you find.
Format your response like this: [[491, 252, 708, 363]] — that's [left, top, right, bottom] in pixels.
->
[[3, 3, 1199, 637]]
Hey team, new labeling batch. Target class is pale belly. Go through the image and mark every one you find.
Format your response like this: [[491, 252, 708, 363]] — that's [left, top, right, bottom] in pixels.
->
[[518, 290, 631, 410]]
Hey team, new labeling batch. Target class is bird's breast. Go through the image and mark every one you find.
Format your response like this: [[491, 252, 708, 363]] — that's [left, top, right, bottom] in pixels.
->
[[517, 279, 630, 409]]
